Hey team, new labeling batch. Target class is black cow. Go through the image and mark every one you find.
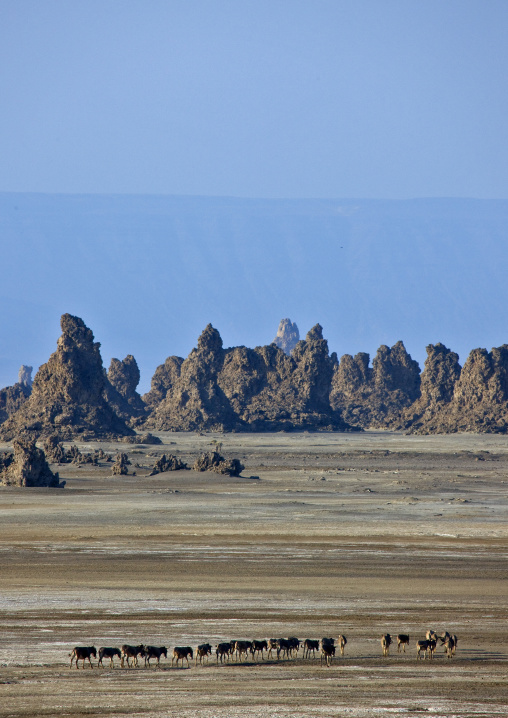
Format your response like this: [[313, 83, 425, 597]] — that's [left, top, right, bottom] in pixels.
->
[[143, 645, 168, 667], [216, 642, 232, 663], [287, 637, 301, 658], [121, 644, 144, 668], [303, 639, 319, 658], [98, 647, 121, 668], [195, 643, 212, 665], [276, 638, 292, 660], [250, 640, 268, 660], [397, 634, 410, 653], [234, 640, 252, 661], [69, 646, 97, 669], [320, 642, 335, 667], [172, 646, 193, 667]]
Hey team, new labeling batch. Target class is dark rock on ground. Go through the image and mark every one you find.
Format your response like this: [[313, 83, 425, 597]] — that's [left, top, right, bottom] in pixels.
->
[[193, 451, 244, 476], [111, 453, 131, 475], [0, 314, 134, 441], [273, 318, 300, 355], [0, 435, 63, 487], [149, 453, 187, 475], [122, 432, 162, 445], [331, 341, 420, 428]]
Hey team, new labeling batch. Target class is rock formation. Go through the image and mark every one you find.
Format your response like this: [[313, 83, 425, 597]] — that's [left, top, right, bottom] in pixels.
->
[[0, 314, 134, 441], [142, 356, 184, 409], [330, 341, 420, 428], [111, 453, 131, 475], [406, 343, 508, 433], [18, 365, 33, 387], [0, 435, 62, 487], [273, 318, 300, 355], [193, 450, 244, 476], [146, 323, 356, 432], [105, 355, 147, 422], [149, 454, 187, 475], [0, 382, 31, 425], [122, 432, 162, 445]]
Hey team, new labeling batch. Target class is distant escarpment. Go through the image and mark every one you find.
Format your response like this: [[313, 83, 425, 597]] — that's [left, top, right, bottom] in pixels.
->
[[145, 323, 356, 432], [0, 314, 134, 441], [330, 341, 421, 428]]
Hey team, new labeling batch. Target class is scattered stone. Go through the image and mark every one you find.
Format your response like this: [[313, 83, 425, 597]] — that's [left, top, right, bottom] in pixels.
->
[[0, 435, 63, 487], [149, 454, 187, 475], [193, 450, 244, 476]]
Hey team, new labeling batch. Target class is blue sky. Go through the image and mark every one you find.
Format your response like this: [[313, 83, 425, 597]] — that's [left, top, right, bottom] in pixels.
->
[[1, 0, 507, 199]]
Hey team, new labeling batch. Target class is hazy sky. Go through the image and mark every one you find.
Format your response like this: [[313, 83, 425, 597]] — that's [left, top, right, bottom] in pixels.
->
[[1, 0, 507, 199]]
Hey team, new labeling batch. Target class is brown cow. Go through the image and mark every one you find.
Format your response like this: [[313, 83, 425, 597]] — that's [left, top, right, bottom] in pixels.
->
[[172, 646, 193, 667], [69, 646, 97, 669]]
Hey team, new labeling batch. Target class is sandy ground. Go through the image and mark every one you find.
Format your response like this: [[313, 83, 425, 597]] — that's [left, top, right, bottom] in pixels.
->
[[0, 430, 507, 717]]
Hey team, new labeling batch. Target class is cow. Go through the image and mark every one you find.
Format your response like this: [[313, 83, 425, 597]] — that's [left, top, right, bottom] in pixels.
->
[[303, 639, 320, 659], [397, 634, 410, 653], [121, 644, 144, 668], [287, 637, 301, 658], [426, 630, 438, 642], [216, 642, 232, 663], [172, 646, 193, 667], [320, 641, 335, 667], [439, 632, 458, 654], [267, 639, 278, 659], [276, 638, 292, 660], [381, 634, 392, 657], [250, 640, 268, 660], [195, 643, 212, 665], [142, 646, 168, 667], [234, 640, 252, 661], [69, 646, 97, 669], [338, 634, 347, 657], [416, 639, 436, 660], [443, 636, 456, 658], [98, 647, 121, 668]]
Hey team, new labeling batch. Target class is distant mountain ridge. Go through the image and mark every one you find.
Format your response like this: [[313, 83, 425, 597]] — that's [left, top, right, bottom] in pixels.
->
[[1, 193, 507, 394]]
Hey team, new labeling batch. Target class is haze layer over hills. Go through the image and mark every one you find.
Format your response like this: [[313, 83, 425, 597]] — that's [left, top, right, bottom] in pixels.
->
[[1, 193, 507, 393]]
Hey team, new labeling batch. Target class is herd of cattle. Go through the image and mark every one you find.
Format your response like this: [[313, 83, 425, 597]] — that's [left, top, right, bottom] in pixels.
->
[[69, 631, 458, 669]]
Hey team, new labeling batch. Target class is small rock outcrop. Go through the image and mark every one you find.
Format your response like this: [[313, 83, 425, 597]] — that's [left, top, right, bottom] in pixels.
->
[[0, 435, 62, 487], [331, 341, 420, 428], [111, 453, 131, 475], [273, 318, 300, 355], [149, 454, 187, 475], [0, 314, 134, 441], [122, 432, 162, 445], [193, 451, 244, 476], [43, 434, 67, 463]]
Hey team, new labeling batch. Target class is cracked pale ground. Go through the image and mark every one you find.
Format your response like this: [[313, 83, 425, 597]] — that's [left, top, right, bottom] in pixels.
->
[[0, 431, 506, 717]]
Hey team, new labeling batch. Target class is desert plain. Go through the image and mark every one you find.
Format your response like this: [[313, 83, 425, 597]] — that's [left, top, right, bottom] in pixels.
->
[[0, 430, 507, 718]]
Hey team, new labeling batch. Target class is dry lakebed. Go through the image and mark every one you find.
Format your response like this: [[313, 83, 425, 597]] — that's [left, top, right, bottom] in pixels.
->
[[0, 430, 507, 717]]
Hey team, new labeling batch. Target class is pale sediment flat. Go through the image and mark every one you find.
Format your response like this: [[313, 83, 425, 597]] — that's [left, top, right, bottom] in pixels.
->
[[0, 431, 506, 717]]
